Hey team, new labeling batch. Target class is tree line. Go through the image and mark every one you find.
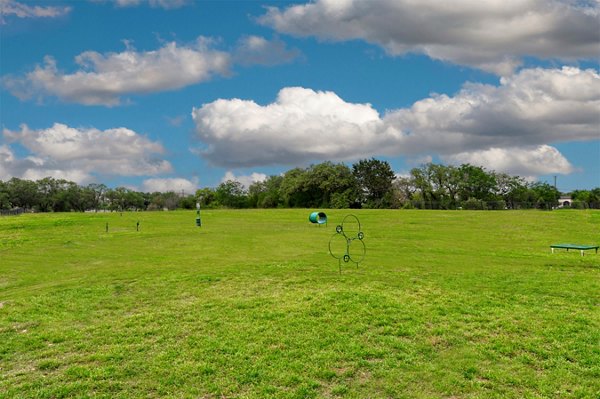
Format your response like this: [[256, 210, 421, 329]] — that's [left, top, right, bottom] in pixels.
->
[[0, 178, 196, 213], [1, 159, 599, 213]]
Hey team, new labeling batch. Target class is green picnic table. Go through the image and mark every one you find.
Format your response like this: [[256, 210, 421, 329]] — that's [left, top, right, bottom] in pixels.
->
[[550, 244, 599, 256]]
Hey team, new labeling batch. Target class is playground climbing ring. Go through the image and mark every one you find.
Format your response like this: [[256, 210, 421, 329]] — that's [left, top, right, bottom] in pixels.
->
[[329, 214, 366, 272]]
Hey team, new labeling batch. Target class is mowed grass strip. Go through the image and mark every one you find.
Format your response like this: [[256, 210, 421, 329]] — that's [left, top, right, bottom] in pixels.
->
[[1, 209, 599, 398]]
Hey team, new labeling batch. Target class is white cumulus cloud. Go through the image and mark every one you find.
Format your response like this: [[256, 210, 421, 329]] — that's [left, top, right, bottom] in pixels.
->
[[234, 35, 301, 66], [0, 145, 20, 181], [192, 86, 386, 167], [260, 0, 600, 75], [2, 123, 172, 184], [2, 35, 302, 106], [113, 0, 190, 9], [2, 38, 231, 106], [0, 0, 71, 24], [221, 171, 267, 189], [191, 66, 599, 178], [141, 177, 198, 193], [443, 145, 575, 179], [383, 66, 600, 155]]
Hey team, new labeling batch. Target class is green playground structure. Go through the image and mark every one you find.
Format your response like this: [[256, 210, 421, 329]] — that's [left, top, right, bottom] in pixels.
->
[[550, 243, 599, 256], [309, 211, 327, 225]]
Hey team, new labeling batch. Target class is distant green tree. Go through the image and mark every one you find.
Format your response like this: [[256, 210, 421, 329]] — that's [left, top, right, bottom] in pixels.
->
[[414, 163, 461, 209], [126, 190, 145, 210], [494, 173, 528, 209], [570, 188, 600, 209], [51, 180, 82, 212], [247, 180, 265, 208], [306, 162, 358, 208], [179, 195, 197, 210], [147, 191, 180, 210], [106, 187, 132, 211], [6, 178, 39, 210], [248, 175, 285, 208], [529, 182, 560, 210], [391, 175, 416, 207], [196, 188, 216, 208], [409, 167, 433, 207], [353, 158, 395, 208], [82, 183, 108, 211], [0, 180, 11, 209], [432, 164, 461, 209], [590, 188, 600, 209], [279, 162, 358, 208], [215, 180, 248, 208], [571, 189, 591, 203], [146, 192, 165, 210], [260, 175, 285, 208], [36, 177, 59, 211], [280, 167, 311, 207], [457, 164, 497, 203]]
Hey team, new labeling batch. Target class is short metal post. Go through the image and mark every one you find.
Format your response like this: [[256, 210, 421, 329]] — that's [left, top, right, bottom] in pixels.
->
[[196, 202, 201, 227]]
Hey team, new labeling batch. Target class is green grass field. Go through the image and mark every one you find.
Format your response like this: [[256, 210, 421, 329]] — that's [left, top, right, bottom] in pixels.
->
[[1, 209, 599, 398]]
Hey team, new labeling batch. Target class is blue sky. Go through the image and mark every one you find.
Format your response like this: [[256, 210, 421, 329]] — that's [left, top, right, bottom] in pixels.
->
[[1, 0, 599, 194]]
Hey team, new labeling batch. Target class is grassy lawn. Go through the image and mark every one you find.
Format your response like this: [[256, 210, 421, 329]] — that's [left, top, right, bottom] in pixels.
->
[[1, 209, 599, 398]]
